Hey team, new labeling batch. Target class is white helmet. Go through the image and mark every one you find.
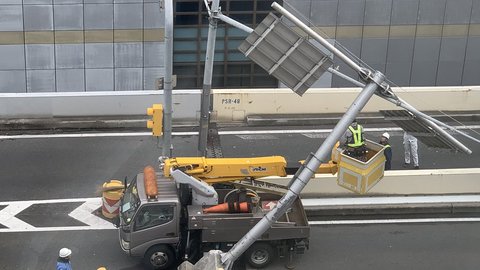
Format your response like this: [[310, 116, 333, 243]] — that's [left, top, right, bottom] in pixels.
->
[[382, 132, 390, 140], [59, 248, 72, 258]]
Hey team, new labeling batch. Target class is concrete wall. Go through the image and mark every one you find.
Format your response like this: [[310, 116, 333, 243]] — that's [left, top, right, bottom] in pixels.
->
[[0, 90, 200, 121], [0, 86, 478, 121], [212, 86, 480, 122], [264, 168, 480, 196]]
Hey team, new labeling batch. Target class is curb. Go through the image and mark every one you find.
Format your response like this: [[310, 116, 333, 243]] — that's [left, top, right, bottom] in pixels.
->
[[303, 201, 480, 220]]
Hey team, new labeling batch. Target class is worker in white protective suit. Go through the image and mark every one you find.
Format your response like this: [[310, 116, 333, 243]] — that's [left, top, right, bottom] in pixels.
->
[[403, 132, 419, 169]]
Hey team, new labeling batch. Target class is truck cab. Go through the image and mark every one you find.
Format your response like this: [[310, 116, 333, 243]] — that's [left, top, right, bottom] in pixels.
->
[[119, 173, 181, 269]]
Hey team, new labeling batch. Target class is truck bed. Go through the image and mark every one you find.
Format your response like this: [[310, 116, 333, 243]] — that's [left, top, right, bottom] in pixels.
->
[[187, 193, 309, 243]]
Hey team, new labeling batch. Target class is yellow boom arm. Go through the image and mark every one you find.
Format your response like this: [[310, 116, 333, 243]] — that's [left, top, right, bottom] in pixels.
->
[[163, 156, 287, 184]]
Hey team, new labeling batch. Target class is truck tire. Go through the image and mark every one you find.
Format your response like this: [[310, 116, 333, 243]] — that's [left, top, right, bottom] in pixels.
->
[[144, 245, 176, 270], [245, 242, 274, 268]]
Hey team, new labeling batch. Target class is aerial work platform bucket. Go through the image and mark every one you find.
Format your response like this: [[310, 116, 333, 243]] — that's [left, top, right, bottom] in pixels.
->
[[336, 140, 386, 194]]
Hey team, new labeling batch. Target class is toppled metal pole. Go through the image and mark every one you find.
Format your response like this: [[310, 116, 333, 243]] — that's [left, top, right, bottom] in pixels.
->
[[220, 71, 386, 268]]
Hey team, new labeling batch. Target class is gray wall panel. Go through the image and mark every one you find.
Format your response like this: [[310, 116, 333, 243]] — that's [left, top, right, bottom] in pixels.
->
[[115, 43, 143, 68], [56, 44, 85, 69], [364, 0, 392, 25], [3, 0, 22, 4], [337, 0, 366, 25], [24, 0, 52, 4], [310, 0, 338, 26], [54, 4, 84, 30], [54, 0, 83, 4], [0, 70, 26, 93], [436, 60, 464, 86], [284, 0, 311, 24], [24, 5, 54, 31], [26, 70, 56, 92], [144, 67, 164, 90], [417, 0, 446, 24], [85, 43, 114, 68], [0, 5, 23, 31], [56, 69, 85, 92], [411, 38, 441, 86], [332, 38, 361, 86], [86, 69, 114, 91], [360, 38, 388, 73], [470, 0, 480, 23], [0, 45, 25, 69], [144, 2, 164, 28], [85, 4, 114, 29], [114, 3, 143, 29], [437, 37, 468, 85], [462, 37, 480, 85], [385, 38, 415, 85], [144, 42, 165, 68], [391, 0, 419, 25], [411, 60, 438, 86], [115, 68, 143, 90], [114, 0, 143, 3], [444, 0, 473, 24], [84, 0, 112, 3], [26, 45, 55, 70]]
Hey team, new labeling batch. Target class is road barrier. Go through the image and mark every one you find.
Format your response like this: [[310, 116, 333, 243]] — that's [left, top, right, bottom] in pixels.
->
[[0, 87, 478, 125], [263, 168, 480, 197]]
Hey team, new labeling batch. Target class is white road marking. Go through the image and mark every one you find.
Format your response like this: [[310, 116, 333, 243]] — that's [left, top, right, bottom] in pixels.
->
[[236, 134, 278, 140], [0, 203, 35, 231], [1, 125, 479, 140], [0, 195, 479, 232], [69, 198, 115, 229], [0, 198, 115, 232], [309, 218, 480, 225]]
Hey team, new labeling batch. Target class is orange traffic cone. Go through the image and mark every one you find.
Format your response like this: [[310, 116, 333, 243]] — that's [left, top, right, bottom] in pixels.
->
[[203, 202, 251, 213]]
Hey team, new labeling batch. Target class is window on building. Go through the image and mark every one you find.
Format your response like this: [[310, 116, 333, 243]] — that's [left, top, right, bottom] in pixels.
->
[[173, 0, 282, 89]]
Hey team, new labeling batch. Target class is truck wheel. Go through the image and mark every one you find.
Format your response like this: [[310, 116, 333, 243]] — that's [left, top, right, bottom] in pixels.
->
[[245, 242, 274, 268], [144, 245, 175, 270]]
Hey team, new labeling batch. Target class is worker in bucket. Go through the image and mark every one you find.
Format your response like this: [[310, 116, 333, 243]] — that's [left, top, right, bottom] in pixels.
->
[[379, 132, 392, 170], [403, 131, 419, 169], [342, 119, 367, 161], [56, 248, 73, 270]]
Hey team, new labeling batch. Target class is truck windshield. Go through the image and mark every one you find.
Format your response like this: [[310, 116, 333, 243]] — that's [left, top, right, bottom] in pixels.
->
[[121, 176, 140, 225]]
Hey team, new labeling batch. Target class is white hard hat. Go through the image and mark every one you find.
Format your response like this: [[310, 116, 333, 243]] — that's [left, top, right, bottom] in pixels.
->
[[382, 132, 390, 139], [59, 248, 72, 258]]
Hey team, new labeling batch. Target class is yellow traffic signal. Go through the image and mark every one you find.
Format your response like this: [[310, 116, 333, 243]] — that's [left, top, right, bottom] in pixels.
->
[[147, 104, 163, 136]]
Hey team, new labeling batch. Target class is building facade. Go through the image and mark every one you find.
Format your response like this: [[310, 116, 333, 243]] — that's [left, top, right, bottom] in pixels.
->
[[0, 0, 478, 93]]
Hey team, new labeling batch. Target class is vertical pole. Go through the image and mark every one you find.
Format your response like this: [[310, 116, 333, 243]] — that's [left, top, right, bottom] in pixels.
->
[[162, 0, 173, 157], [221, 71, 386, 269], [198, 0, 221, 156]]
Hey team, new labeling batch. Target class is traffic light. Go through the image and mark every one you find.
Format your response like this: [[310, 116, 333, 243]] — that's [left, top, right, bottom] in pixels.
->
[[147, 104, 163, 137]]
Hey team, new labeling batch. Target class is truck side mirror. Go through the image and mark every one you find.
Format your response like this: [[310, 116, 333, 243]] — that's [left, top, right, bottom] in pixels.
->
[[113, 216, 120, 228]]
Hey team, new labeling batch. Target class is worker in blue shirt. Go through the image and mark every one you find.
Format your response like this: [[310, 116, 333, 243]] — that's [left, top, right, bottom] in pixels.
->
[[380, 132, 392, 170], [56, 248, 72, 270]]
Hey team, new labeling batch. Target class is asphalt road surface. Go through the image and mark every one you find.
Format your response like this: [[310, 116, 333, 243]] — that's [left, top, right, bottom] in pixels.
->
[[0, 126, 479, 269], [0, 127, 479, 201], [1, 223, 479, 270]]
